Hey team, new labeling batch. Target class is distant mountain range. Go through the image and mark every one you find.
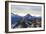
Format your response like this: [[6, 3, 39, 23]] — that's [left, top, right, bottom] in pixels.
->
[[11, 13, 41, 24]]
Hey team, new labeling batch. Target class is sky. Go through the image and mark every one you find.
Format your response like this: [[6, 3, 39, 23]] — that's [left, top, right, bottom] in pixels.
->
[[11, 5, 42, 16]]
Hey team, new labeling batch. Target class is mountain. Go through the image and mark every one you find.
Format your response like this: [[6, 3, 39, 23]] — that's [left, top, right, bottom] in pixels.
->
[[24, 14, 32, 20], [11, 13, 22, 24], [11, 13, 41, 24], [24, 14, 41, 22], [11, 13, 41, 28]]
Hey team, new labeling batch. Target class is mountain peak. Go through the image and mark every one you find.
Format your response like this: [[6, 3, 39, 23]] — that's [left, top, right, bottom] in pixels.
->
[[25, 14, 32, 17]]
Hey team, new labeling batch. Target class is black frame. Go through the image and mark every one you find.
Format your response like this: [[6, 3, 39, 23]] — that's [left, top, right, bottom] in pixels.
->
[[5, 1, 45, 33]]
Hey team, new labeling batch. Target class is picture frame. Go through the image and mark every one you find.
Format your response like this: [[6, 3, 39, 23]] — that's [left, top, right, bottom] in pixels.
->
[[5, 1, 45, 33]]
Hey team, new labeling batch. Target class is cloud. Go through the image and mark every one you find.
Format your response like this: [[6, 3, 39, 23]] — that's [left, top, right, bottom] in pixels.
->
[[11, 5, 42, 16], [11, 5, 42, 11]]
